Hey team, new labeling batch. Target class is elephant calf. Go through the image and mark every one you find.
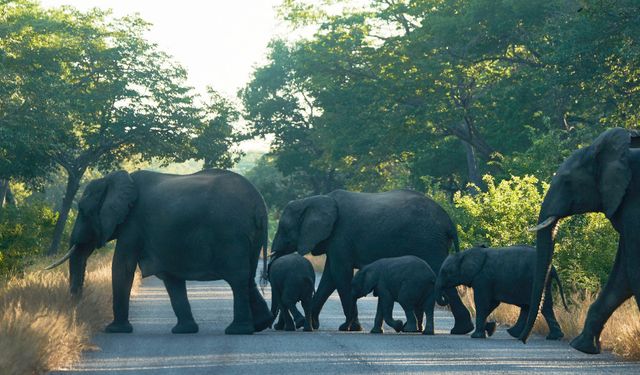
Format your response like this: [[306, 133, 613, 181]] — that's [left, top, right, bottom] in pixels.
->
[[436, 245, 568, 339], [351, 256, 438, 335], [268, 253, 315, 331]]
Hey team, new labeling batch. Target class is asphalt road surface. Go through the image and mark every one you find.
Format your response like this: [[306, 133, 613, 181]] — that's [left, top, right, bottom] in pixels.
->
[[52, 273, 640, 374]]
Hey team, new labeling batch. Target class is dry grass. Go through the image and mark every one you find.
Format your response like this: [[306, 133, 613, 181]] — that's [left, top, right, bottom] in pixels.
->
[[458, 286, 640, 360], [0, 251, 140, 374]]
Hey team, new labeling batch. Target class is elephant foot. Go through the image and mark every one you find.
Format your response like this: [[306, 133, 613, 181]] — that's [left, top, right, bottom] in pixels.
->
[[570, 333, 600, 354], [507, 326, 522, 338], [311, 315, 320, 330], [450, 320, 474, 335], [273, 319, 284, 330], [225, 321, 254, 335], [392, 320, 404, 333], [254, 314, 274, 332], [485, 322, 496, 337], [402, 322, 419, 333], [284, 324, 296, 331], [370, 327, 383, 334], [303, 324, 313, 332], [105, 320, 133, 333], [470, 330, 486, 339], [422, 325, 434, 335], [339, 321, 363, 332], [295, 316, 306, 329], [172, 320, 199, 334], [546, 330, 564, 341]]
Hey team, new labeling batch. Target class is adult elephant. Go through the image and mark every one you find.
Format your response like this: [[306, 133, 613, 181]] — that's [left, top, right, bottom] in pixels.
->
[[521, 128, 640, 353], [270, 189, 474, 333], [46, 169, 273, 335]]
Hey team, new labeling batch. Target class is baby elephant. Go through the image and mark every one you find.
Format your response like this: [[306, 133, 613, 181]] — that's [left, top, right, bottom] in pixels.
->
[[351, 255, 438, 335], [268, 253, 315, 331], [436, 245, 568, 339]]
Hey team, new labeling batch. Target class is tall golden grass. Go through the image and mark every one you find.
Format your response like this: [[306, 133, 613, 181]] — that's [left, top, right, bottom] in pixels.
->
[[0, 251, 139, 374], [458, 286, 640, 360]]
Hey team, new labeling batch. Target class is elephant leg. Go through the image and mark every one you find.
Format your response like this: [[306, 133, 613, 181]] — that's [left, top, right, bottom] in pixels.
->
[[507, 306, 529, 338], [571, 244, 632, 354], [271, 288, 284, 330], [542, 287, 564, 340], [225, 277, 255, 335], [249, 281, 273, 332], [334, 267, 362, 331], [379, 291, 403, 333], [414, 305, 424, 333], [163, 275, 198, 334], [283, 287, 305, 329], [370, 297, 384, 334], [301, 294, 313, 332], [444, 287, 474, 335], [471, 291, 496, 338], [422, 293, 436, 335], [105, 248, 136, 333], [311, 271, 336, 330], [280, 300, 296, 331], [398, 290, 418, 332]]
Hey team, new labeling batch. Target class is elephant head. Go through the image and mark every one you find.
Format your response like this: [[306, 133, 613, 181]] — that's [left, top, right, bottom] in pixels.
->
[[46, 171, 137, 296], [520, 128, 640, 343], [434, 248, 487, 299], [271, 195, 338, 257], [351, 267, 377, 299]]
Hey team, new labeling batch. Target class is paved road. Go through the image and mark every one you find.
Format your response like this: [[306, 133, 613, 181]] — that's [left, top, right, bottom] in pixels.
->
[[53, 274, 639, 374]]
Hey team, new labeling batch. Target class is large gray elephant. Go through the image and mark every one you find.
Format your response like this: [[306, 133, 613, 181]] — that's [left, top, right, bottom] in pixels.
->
[[521, 128, 640, 353], [270, 189, 474, 334], [46, 169, 273, 335], [436, 245, 567, 340]]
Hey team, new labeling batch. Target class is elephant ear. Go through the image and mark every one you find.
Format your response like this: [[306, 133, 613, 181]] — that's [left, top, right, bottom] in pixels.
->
[[458, 250, 487, 280], [97, 171, 138, 247], [297, 195, 338, 255], [590, 128, 638, 218]]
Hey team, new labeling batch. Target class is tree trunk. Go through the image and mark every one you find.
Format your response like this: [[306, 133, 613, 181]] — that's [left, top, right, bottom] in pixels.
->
[[462, 140, 482, 194], [47, 170, 83, 255], [0, 179, 15, 207]]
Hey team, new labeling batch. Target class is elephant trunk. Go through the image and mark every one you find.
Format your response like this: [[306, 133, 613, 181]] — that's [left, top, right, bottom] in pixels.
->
[[68, 245, 93, 297], [520, 217, 558, 343], [433, 278, 447, 306]]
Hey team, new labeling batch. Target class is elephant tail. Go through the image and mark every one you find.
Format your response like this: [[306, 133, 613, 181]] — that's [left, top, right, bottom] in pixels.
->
[[436, 292, 449, 306], [550, 267, 569, 311]]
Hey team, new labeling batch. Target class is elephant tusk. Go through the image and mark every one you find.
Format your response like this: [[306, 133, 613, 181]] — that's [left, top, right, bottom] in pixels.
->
[[528, 216, 558, 232], [44, 245, 77, 270]]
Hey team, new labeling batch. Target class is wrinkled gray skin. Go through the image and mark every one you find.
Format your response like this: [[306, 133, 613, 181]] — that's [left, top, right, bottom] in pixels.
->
[[521, 128, 640, 354], [350, 256, 437, 335], [271, 189, 473, 334], [436, 246, 568, 339], [50, 169, 273, 335], [268, 253, 315, 332]]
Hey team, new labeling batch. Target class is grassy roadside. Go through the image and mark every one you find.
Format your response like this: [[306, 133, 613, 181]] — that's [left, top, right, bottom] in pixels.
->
[[459, 287, 640, 360], [0, 251, 140, 374]]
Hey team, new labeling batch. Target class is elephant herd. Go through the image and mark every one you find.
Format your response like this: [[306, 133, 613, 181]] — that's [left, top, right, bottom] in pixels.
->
[[46, 127, 640, 355]]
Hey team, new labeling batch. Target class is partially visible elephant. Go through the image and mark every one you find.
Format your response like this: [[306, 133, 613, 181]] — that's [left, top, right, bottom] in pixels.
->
[[268, 253, 315, 331], [351, 255, 437, 335], [271, 189, 473, 334], [46, 169, 273, 335], [521, 128, 640, 354], [436, 246, 568, 339]]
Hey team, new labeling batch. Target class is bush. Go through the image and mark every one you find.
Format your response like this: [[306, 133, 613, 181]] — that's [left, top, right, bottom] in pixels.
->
[[0, 202, 59, 277], [449, 174, 618, 292]]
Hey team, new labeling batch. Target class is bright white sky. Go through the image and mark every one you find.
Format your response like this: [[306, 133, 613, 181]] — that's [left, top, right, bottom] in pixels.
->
[[40, 0, 289, 152]]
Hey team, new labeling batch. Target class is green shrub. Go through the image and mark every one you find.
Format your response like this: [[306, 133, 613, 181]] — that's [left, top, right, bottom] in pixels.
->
[[449, 174, 618, 292], [0, 202, 59, 277]]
